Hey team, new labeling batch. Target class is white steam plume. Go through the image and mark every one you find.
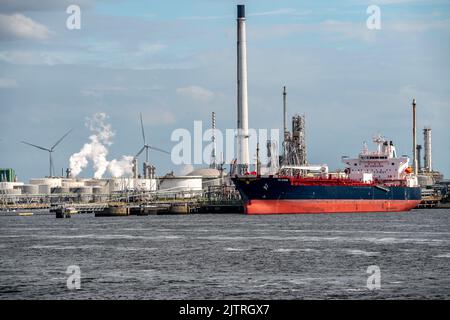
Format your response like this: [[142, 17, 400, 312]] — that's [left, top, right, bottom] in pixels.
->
[[69, 113, 133, 179], [108, 156, 134, 178]]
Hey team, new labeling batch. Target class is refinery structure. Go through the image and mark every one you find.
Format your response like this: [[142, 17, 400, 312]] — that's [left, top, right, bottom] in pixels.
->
[[1, 4, 448, 215], [0, 110, 231, 214]]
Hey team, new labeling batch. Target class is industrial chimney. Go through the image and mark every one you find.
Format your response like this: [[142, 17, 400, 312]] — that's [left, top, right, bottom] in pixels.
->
[[412, 99, 418, 174], [283, 86, 288, 159], [423, 127, 432, 173], [236, 4, 249, 173], [210, 111, 217, 169], [416, 144, 422, 172]]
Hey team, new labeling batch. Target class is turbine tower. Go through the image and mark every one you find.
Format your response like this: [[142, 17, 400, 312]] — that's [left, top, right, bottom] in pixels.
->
[[21, 129, 72, 177], [134, 113, 170, 178]]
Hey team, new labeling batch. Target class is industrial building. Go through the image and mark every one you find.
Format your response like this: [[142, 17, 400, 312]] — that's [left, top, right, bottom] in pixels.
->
[[410, 100, 446, 207], [1, 4, 447, 213]]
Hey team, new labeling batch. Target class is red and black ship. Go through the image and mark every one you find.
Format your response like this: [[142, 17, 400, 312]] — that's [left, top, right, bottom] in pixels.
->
[[232, 137, 421, 214]]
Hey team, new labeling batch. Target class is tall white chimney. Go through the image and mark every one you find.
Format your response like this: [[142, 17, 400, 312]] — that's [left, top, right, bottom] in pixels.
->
[[412, 99, 418, 174], [236, 4, 249, 173]]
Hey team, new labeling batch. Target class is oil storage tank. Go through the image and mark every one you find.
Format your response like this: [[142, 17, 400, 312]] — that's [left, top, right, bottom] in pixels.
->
[[159, 175, 202, 198], [29, 178, 62, 188], [21, 184, 39, 195], [38, 184, 51, 195], [187, 168, 222, 189], [71, 186, 93, 202]]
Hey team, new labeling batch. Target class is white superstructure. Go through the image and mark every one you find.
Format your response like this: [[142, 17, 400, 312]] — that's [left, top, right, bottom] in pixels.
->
[[342, 136, 418, 187]]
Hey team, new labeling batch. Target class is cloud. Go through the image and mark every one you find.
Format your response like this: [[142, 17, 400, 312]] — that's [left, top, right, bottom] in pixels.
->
[[142, 109, 176, 126], [81, 85, 128, 97], [249, 16, 450, 44], [388, 19, 450, 33], [320, 20, 375, 42], [80, 84, 165, 98], [249, 8, 301, 17], [0, 50, 69, 65], [179, 14, 232, 21], [0, 13, 52, 40], [137, 43, 166, 55], [366, 0, 422, 4], [176, 85, 215, 103], [0, 0, 95, 13], [0, 77, 18, 88], [180, 8, 307, 20]]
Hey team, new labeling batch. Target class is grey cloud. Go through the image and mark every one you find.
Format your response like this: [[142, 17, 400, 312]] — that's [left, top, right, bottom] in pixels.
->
[[0, 13, 52, 40], [0, 77, 17, 88], [0, 0, 95, 13]]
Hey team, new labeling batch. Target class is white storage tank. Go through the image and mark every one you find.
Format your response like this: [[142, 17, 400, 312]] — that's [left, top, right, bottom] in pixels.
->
[[187, 168, 222, 189], [0, 182, 24, 190], [159, 175, 202, 198], [70, 186, 93, 202], [2, 188, 21, 202], [51, 187, 70, 194], [29, 178, 62, 188], [38, 184, 51, 194], [1, 182, 16, 190], [69, 186, 93, 194], [84, 179, 109, 187], [92, 186, 109, 202], [3, 188, 22, 195], [92, 186, 109, 194], [21, 184, 39, 195]]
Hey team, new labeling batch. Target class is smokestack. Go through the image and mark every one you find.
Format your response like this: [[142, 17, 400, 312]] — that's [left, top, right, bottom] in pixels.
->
[[256, 142, 261, 176], [416, 145, 422, 172], [423, 127, 432, 172], [283, 86, 287, 159], [412, 99, 418, 174], [283, 86, 287, 135], [132, 158, 138, 179], [210, 111, 217, 169], [236, 4, 249, 173], [143, 163, 149, 179]]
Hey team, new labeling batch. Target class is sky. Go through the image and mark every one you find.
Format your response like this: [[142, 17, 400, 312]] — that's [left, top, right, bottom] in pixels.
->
[[0, 0, 449, 181]]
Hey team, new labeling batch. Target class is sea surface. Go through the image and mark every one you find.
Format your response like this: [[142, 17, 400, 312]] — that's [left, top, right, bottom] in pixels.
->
[[0, 209, 449, 299]]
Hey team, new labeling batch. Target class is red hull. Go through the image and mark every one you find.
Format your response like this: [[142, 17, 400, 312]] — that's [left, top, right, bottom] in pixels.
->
[[246, 199, 421, 215]]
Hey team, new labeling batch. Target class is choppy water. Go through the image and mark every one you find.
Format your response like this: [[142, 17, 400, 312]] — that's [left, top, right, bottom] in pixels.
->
[[0, 209, 449, 299]]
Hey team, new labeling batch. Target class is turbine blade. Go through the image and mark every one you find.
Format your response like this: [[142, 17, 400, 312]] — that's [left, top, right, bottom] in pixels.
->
[[148, 145, 170, 155], [21, 141, 50, 152], [51, 129, 73, 150], [135, 146, 146, 158], [140, 113, 146, 144]]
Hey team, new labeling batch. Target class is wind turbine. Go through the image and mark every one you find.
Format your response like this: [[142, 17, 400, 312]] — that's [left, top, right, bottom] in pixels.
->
[[21, 129, 73, 177], [134, 114, 169, 177]]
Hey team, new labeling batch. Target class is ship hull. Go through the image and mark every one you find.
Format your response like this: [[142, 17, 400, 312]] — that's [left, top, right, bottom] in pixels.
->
[[232, 177, 421, 215], [246, 199, 421, 214]]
